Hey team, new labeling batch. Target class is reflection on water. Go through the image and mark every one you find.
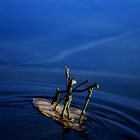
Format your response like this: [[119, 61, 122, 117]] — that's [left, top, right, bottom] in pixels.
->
[[0, 0, 140, 139]]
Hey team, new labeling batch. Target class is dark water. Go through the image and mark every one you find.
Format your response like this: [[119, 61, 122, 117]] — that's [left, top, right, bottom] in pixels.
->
[[0, 0, 140, 140]]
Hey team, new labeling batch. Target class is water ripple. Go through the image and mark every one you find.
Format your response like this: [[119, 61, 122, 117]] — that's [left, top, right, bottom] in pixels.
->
[[0, 80, 140, 139]]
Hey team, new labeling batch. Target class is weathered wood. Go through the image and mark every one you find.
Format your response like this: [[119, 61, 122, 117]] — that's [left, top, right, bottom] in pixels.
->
[[33, 66, 99, 130], [65, 65, 69, 88], [73, 80, 89, 91], [57, 83, 99, 93], [33, 98, 86, 131], [78, 88, 93, 124], [51, 88, 61, 106], [60, 78, 76, 119], [73, 83, 99, 92]]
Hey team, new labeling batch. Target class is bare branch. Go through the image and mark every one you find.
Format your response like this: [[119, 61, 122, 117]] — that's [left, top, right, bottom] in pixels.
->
[[65, 65, 69, 88], [73, 80, 89, 90], [57, 83, 99, 93]]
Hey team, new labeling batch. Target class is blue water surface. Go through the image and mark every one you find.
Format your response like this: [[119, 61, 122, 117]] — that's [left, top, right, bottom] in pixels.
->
[[0, 0, 140, 139]]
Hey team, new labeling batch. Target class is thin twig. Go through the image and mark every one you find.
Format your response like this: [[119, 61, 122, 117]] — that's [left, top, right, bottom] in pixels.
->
[[65, 65, 69, 88], [73, 83, 99, 92], [56, 83, 99, 93], [78, 88, 93, 123], [54, 94, 67, 109], [73, 80, 89, 91]]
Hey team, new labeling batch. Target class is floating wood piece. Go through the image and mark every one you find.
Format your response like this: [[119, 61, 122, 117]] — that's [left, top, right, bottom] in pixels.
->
[[33, 98, 86, 131], [33, 66, 99, 130]]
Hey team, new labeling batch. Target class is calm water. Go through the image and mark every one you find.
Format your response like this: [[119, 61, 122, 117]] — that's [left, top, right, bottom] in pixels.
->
[[0, 0, 140, 139]]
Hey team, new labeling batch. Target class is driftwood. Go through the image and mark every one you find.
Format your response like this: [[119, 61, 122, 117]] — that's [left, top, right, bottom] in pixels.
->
[[51, 66, 99, 124]]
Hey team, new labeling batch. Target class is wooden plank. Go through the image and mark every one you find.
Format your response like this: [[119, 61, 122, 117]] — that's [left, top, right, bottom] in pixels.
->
[[33, 98, 86, 131]]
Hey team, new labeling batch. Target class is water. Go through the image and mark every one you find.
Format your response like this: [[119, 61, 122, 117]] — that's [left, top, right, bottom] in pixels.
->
[[0, 0, 140, 139]]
